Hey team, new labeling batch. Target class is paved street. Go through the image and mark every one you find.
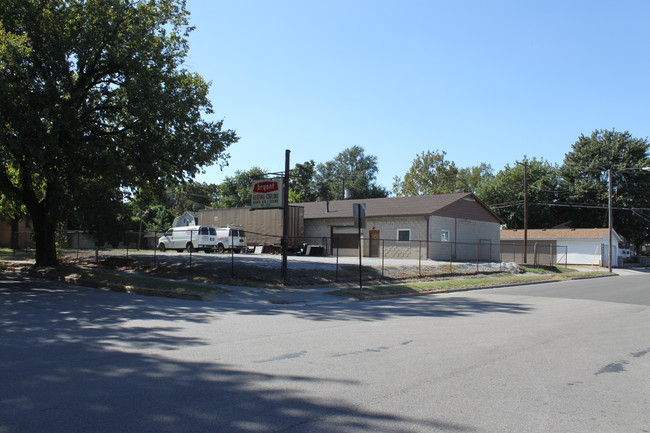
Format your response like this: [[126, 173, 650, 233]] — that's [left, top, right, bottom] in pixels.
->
[[1, 271, 649, 432]]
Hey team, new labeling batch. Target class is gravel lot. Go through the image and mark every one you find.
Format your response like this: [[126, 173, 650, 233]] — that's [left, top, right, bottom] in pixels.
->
[[69, 250, 521, 286]]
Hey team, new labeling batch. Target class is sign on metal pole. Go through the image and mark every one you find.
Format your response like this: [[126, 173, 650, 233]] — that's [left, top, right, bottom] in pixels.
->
[[354, 203, 366, 289], [353, 203, 366, 228], [251, 178, 283, 209]]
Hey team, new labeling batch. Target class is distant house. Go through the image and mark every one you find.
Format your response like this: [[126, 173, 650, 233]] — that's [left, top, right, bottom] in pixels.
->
[[172, 211, 198, 227], [0, 219, 32, 249], [500, 228, 625, 267], [296, 193, 503, 261]]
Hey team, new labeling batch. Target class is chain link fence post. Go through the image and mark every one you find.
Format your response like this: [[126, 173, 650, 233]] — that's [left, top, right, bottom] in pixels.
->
[[418, 240, 422, 277], [381, 239, 385, 278], [153, 230, 157, 267]]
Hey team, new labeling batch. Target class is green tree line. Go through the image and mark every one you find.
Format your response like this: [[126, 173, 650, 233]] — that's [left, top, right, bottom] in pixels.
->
[[1, 2, 649, 264], [120, 129, 650, 250]]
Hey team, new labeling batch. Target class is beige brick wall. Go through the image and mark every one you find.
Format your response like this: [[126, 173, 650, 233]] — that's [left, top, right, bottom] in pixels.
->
[[428, 216, 500, 261], [304, 215, 500, 260], [305, 216, 427, 258]]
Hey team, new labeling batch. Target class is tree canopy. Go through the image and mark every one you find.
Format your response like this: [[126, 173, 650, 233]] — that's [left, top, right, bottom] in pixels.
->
[[288, 160, 319, 203], [314, 146, 388, 201], [214, 167, 267, 208], [558, 129, 650, 246], [476, 158, 561, 229], [0, 0, 237, 265], [393, 150, 493, 196]]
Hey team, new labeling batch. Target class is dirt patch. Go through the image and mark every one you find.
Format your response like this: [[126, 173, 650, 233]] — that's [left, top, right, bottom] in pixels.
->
[[57, 254, 517, 288]]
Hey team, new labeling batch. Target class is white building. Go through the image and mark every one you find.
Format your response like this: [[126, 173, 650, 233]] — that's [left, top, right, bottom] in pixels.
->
[[500, 228, 625, 267], [172, 211, 198, 227]]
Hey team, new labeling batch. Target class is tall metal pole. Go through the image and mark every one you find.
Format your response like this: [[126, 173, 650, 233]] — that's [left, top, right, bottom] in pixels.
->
[[358, 203, 362, 289], [523, 161, 528, 264], [608, 168, 613, 273], [281, 149, 291, 285]]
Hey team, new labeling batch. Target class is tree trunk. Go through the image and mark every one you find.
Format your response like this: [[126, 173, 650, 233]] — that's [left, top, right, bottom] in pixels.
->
[[10, 219, 19, 250], [21, 178, 61, 267], [33, 222, 59, 267]]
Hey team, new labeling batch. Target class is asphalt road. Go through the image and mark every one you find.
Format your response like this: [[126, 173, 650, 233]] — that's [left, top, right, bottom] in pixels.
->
[[1, 271, 649, 432]]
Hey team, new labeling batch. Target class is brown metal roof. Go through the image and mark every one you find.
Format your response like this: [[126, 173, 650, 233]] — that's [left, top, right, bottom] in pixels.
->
[[500, 228, 619, 241], [295, 193, 503, 223]]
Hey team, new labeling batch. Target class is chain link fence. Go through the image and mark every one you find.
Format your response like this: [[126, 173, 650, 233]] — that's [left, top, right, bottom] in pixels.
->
[[3, 230, 577, 285], [500, 242, 568, 267]]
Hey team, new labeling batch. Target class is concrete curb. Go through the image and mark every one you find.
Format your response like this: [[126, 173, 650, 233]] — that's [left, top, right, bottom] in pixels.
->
[[2, 265, 213, 301], [2, 261, 616, 304]]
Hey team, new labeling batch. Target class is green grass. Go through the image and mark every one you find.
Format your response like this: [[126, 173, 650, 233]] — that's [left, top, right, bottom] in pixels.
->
[[329, 270, 613, 300], [0, 248, 34, 259]]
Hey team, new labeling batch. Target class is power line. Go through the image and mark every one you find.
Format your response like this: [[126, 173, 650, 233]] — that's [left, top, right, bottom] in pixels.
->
[[530, 202, 650, 211], [486, 201, 650, 211]]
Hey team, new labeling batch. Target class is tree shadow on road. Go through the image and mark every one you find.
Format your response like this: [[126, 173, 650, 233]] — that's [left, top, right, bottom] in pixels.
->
[[0, 276, 475, 433], [210, 292, 534, 322]]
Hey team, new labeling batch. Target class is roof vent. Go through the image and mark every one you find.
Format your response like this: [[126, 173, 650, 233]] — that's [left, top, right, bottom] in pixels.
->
[[325, 201, 330, 213]]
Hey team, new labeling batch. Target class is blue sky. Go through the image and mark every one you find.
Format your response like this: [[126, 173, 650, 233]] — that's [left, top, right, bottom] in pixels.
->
[[186, 0, 650, 191]]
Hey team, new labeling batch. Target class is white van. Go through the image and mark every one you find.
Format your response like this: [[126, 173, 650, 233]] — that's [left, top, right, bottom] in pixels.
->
[[214, 227, 247, 253], [157, 226, 218, 253]]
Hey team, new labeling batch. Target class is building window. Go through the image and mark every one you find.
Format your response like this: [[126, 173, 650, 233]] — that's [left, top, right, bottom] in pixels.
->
[[397, 229, 411, 242], [441, 230, 450, 242]]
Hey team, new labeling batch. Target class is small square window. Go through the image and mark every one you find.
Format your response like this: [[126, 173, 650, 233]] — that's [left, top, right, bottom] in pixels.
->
[[441, 230, 450, 242], [397, 229, 411, 242]]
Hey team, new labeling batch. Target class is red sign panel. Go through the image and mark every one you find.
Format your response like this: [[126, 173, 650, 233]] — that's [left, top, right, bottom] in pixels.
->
[[253, 181, 279, 193]]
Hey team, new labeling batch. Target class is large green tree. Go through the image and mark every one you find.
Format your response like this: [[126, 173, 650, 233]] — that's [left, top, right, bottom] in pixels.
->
[[0, 0, 237, 265], [558, 129, 650, 246], [392, 150, 493, 196], [165, 182, 220, 213], [314, 146, 388, 201], [289, 160, 319, 203], [476, 158, 561, 229], [215, 167, 267, 208]]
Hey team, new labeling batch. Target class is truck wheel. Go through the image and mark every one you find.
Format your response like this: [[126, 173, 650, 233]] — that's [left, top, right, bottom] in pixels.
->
[[216, 244, 225, 254], [158, 243, 166, 252], [186, 242, 195, 253]]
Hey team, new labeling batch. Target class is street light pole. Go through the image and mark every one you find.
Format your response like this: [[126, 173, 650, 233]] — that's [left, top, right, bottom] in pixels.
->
[[523, 161, 528, 264], [608, 168, 613, 273]]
